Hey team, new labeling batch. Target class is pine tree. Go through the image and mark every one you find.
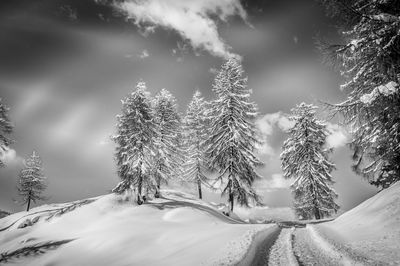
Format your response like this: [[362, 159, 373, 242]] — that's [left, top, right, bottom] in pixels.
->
[[183, 91, 208, 199], [206, 58, 262, 213], [280, 103, 339, 219], [152, 89, 182, 198], [0, 98, 13, 168], [318, 0, 400, 188], [112, 81, 158, 204], [18, 151, 47, 211]]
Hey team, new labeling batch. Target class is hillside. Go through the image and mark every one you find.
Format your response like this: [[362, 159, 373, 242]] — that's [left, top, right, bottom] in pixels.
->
[[315, 181, 400, 264], [0, 190, 275, 266]]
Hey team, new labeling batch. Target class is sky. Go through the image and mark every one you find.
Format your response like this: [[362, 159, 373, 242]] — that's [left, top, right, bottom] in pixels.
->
[[0, 0, 378, 212]]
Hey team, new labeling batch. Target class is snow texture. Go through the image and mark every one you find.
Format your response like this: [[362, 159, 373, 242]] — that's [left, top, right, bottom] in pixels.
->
[[0, 190, 272, 266], [359, 81, 398, 105]]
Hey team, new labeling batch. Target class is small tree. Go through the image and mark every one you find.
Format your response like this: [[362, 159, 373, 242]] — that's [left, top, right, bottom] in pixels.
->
[[206, 58, 262, 213], [183, 91, 209, 199], [18, 151, 47, 211], [281, 103, 339, 219], [0, 98, 13, 167], [152, 89, 182, 198], [112, 81, 158, 204]]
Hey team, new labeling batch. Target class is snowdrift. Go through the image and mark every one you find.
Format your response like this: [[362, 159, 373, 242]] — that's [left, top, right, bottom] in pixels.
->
[[0, 190, 274, 266], [317, 181, 400, 264]]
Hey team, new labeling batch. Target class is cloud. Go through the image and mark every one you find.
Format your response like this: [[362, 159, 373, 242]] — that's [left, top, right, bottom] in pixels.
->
[[255, 112, 294, 155], [0, 148, 23, 168], [255, 173, 292, 192], [114, 0, 247, 58], [326, 123, 348, 149], [138, 49, 149, 59]]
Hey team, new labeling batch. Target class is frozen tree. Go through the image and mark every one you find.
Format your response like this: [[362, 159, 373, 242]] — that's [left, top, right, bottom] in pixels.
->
[[281, 103, 339, 219], [318, 0, 400, 188], [183, 91, 209, 199], [206, 58, 262, 213], [0, 98, 13, 167], [112, 81, 157, 204], [18, 151, 47, 211], [152, 89, 182, 198]]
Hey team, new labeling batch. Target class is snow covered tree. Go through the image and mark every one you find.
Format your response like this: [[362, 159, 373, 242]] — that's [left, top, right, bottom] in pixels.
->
[[152, 89, 182, 198], [18, 151, 47, 211], [183, 91, 209, 199], [206, 58, 262, 213], [112, 81, 158, 204], [0, 98, 13, 168], [281, 103, 339, 219], [318, 0, 400, 188]]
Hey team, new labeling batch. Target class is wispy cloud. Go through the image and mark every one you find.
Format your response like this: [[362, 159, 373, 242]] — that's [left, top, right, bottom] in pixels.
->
[[138, 49, 149, 59], [255, 173, 292, 192], [114, 0, 247, 58], [326, 123, 348, 149]]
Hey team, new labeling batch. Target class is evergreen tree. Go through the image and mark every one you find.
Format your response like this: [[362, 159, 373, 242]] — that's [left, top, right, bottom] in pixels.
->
[[280, 103, 339, 219], [206, 58, 262, 213], [18, 151, 47, 211], [112, 81, 157, 204], [183, 91, 208, 199], [152, 89, 182, 198], [0, 98, 13, 167], [318, 0, 400, 188]]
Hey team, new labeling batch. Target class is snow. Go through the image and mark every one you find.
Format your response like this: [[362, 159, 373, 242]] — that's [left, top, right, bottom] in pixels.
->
[[268, 228, 298, 266], [316, 181, 400, 265], [0, 190, 273, 266], [360, 81, 398, 105]]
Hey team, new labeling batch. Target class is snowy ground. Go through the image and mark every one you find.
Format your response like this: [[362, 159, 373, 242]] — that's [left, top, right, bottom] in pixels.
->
[[315, 181, 400, 265], [0, 190, 273, 266]]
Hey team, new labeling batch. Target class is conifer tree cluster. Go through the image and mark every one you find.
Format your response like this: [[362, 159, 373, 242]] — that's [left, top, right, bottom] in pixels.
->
[[0, 98, 13, 168], [113, 59, 262, 211], [18, 151, 47, 211], [319, 0, 400, 188], [281, 103, 339, 219]]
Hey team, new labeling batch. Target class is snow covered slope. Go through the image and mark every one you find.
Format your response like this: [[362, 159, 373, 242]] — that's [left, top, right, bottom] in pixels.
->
[[0, 190, 274, 266], [317, 181, 400, 264]]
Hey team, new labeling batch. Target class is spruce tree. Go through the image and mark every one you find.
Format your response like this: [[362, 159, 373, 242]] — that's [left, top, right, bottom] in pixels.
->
[[280, 103, 339, 219], [206, 58, 262, 213], [18, 151, 47, 211], [0, 98, 13, 167], [112, 81, 157, 204], [318, 0, 400, 188], [183, 91, 208, 199], [152, 89, 182, 198]]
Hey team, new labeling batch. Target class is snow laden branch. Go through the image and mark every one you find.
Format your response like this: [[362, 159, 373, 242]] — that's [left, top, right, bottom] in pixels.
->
[[280, 103, 339, 220]]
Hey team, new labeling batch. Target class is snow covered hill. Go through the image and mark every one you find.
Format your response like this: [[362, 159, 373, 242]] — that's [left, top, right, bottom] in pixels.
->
[[0, 190, 275, 266], [315, 181, 400, 264]]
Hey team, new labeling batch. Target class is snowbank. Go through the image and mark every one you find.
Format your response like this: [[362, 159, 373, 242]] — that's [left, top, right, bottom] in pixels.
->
[[316, 181, 400, 264], [0, 190, 272, 266]]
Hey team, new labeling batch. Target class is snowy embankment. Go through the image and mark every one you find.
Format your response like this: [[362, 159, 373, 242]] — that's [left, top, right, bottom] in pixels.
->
[[315, 181, 400, 265], [0, 190, 273, 266]]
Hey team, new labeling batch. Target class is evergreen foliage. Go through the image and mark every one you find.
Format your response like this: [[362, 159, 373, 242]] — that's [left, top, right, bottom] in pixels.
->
[[152, 89, 182, 197], [319, 0, 400, 188], [112, 81, 158, 204], [0, 98, 13, 167], [281, 103, 339, 219], [206, 58, 262, 212], [183, 91, 209, 199], [18, 151, 47, 211]]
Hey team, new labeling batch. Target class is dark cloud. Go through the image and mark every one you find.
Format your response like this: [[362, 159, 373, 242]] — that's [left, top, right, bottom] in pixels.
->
[[0, 0, 378, 212]]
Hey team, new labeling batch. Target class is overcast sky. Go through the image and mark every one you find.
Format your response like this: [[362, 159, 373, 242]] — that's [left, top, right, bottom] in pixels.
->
[[0, 0, 378, 212]]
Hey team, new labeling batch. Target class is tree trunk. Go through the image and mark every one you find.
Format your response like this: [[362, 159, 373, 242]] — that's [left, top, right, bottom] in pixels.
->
[[197, 179, 202, 199], [137, 175, 143, 205], [314, 206, 321, 220], [26, 198, 31, 212], [228, 180, 234, 212], [154, 176, 161, 198]]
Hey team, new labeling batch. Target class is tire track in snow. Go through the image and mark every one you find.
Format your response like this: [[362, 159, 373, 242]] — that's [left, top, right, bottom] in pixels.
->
[[246, 226, 281, 266], [268, 227, 299, 266]]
